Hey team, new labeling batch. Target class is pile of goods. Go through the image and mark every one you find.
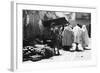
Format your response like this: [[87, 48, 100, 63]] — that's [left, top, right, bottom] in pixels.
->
[[23, 44, 55, 62]]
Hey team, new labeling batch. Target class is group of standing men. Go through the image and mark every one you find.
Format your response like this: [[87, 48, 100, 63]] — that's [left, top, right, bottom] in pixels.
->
[[62, 24, 90, 51]]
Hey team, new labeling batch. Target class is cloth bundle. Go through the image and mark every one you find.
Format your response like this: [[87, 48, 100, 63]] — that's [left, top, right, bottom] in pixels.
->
[[23, 45, 54, 62]]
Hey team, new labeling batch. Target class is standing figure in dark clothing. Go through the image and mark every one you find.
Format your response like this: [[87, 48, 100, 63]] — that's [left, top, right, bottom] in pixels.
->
[[50, 26, 60, 55]]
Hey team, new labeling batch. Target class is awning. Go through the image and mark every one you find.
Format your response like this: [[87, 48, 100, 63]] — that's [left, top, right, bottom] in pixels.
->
[[42, 17, 69, 27]]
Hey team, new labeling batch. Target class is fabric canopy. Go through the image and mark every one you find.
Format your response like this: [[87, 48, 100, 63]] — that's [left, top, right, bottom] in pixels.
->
[[42, 17, 69, 27]]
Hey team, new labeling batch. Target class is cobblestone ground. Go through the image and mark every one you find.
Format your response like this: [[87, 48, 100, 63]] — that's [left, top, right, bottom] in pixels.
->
[[24, 50, 91, 64], [43, 38, 91, 62], [24, 38, 91, 63], [37, 50, 91, 63]]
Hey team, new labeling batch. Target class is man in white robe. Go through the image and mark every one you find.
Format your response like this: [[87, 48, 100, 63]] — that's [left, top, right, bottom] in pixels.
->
[[71, 24, 84, 51], [82, 25, 89, 49]]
